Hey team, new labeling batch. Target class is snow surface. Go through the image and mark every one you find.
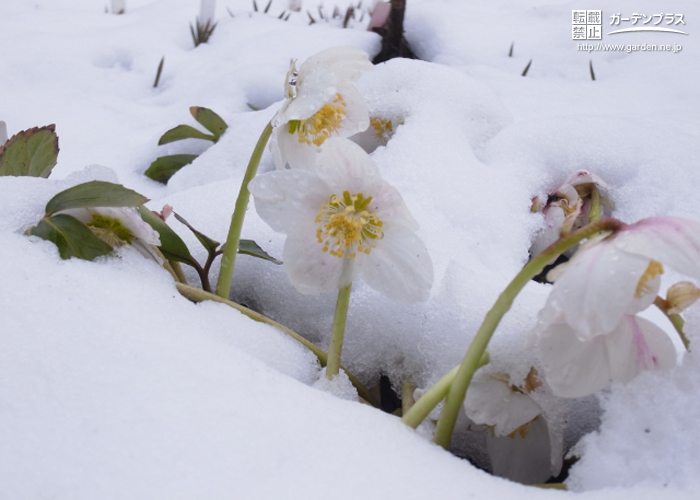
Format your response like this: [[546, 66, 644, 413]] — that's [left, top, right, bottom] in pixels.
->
[[2, 0, 700, 497]]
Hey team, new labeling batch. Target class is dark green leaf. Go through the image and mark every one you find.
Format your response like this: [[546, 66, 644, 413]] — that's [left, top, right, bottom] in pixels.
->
[[144, 154, 198, 184], [0, 125, 59, 178], [173, 212, 220, 252], [238, 239, 282, 264], [158, 124, 216, 145], [29, 214, 113, 260], [189, 106, 228, 140], [137, 206, 196, 264], [45, 181, 149, 216]]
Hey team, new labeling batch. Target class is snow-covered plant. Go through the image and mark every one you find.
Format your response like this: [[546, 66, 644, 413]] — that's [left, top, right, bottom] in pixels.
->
[[250, 138, 433, 379]]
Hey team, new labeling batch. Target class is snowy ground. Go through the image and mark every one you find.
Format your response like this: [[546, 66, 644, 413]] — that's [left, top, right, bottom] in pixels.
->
[[2, 0, 700, 498]]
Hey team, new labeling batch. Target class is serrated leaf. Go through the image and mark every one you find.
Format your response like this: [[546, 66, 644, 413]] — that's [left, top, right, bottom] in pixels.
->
[[137, 206, 196, 264], [45, 181, 149, 216], [238, 239, 282, 264], [144, 154, 198, 184], [0, 125, 59, 178], [29, 214, 113, 260], [158, 124, 216, 145], [189, 107, 228, 140], [173, 212, 220, 252]]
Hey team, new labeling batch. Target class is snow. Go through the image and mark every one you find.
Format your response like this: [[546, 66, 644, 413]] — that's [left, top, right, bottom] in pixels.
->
[[2, 0, 700, 497]]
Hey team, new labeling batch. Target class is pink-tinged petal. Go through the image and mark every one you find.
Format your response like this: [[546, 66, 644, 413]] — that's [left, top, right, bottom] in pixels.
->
[[615, 216, 700, 280], [546, 239, 650, 338], [606, 315, 677, 383], [283, 219, 358, 295], [554, 183, 578, 205], [249, 169, 327, 233], [537, 321, 617, 398], [464, 377, 542, 437], [302, 46, 372, 82], [360, 224, 433, 303], [315, 138, 383, 197], [486, 416, 556, 484]]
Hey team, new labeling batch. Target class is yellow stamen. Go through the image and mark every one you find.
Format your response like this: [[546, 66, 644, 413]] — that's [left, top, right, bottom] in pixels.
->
[[370, 117, 393, 142], [635, 260, 664, 298], [315, 190, 383, 259], [296, 93, 347, 146]]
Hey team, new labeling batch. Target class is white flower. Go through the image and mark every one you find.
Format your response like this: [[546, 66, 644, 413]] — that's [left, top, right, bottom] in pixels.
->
[[271, 47, 372, 170], [464, 372, 563, 484], [249, 138, 433, 302], [59, 207, 162, 262], [534, 216, 700, 397]]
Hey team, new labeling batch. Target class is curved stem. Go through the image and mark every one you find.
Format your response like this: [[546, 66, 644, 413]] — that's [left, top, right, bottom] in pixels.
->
[[326, 281, 353, 380], [175, 282, 380, 407], [401, 352, 489, 429], [216, 122, 274, 298], [653, 296, 690, 350], [432, 218, 626, 449]]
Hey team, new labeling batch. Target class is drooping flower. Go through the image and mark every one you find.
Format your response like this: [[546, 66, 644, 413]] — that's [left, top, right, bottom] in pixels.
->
[[270, 47, 372, 170], [59, 207, 162, 262], [249, 138, 433, 302], [464, 371, 563, 484], [530, 170, 611, 259], [534, 216, 700, 397]]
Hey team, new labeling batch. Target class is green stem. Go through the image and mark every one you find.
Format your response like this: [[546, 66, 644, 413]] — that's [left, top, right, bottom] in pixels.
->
[[215, 122, 274, 298], [653, 296, 690, 350], [588, 185, 601, 223], [401, 352, 489, 429], [432, 218, 626, 449], [326, 281, 353, 380], [175, 282, 380, 407]]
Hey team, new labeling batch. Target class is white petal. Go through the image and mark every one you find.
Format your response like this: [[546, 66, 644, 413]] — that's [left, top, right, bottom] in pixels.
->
[[373, 181, 418, 230], [275, 125, 319, 170], [335, 82, 370, 135], [546, 239, 650, 339], [486, 416, 555, 484], [268, 132, 286, 170], [314, 138, 383, 197], [283, 220, 357, 294], [615, 216, 700, 280], [530, 204, 565, 258], [537, 321, 618, 398], [275, 65, 337, 125], [302, 46, 372, 82], [464, 377, 542, 437], [249, 169, 327, 233], [360, 224, 433, 303], [59, 207, 160, 246]]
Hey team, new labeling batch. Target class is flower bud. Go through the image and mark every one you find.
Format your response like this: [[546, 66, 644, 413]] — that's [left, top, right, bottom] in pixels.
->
[[666, 281, 700, 314]]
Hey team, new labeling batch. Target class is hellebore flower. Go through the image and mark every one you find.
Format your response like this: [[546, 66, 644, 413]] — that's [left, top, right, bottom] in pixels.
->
[[59, 207, 162, 262], [249, 138, 433, 302], [534, 216, 700, 397], [464, 371, 563, 484], [531, 170, 611, 259], [271, 46, 372, 170]]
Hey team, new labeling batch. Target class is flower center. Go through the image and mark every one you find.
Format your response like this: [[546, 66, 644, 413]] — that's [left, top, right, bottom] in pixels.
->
[[370, 117, 393, 142], [88, 214, 134, 247], [315, 190, 383, 259], [635, 260, 664, 298], [289, 93, 347, 147]]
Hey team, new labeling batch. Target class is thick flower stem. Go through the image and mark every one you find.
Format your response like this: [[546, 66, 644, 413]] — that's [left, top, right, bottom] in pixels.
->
[[588, 185, 602, 223], [326, 282, 353, 380], [215, 122, 274, 298], [432, 218, 626, 449], [175, 282, 380, 407]]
